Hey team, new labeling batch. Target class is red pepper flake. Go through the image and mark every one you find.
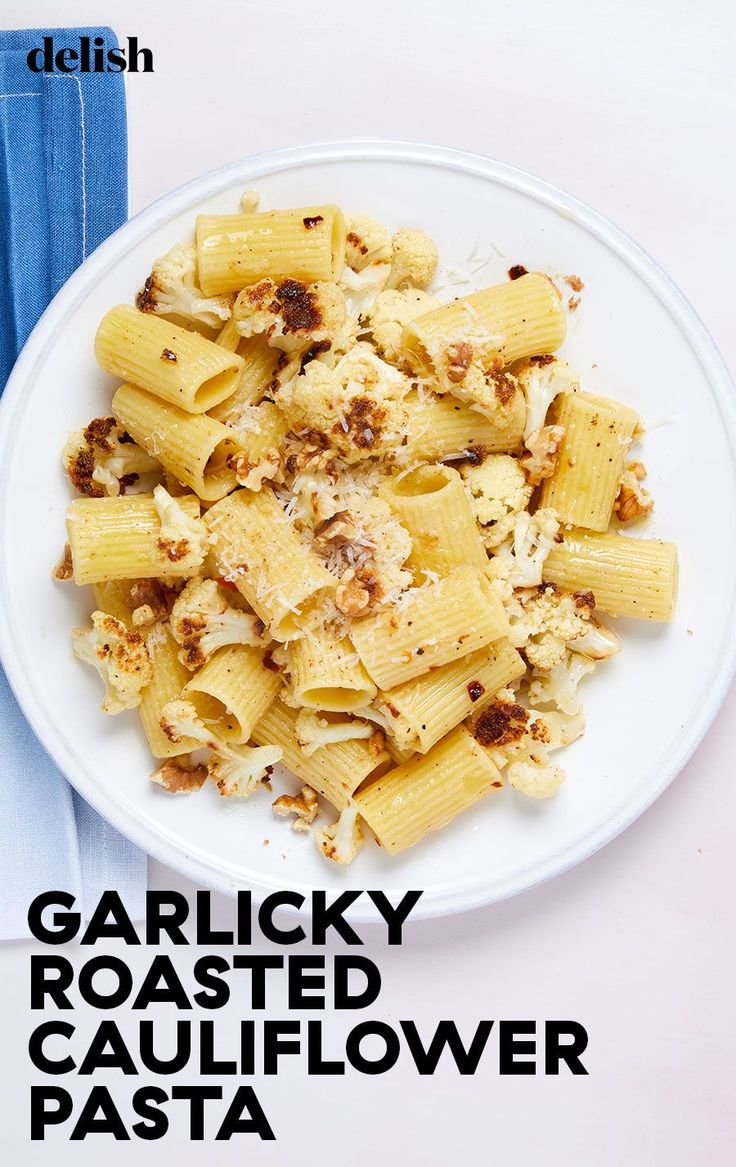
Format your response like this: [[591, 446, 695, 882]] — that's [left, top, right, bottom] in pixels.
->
[[467, 680, 485, 702], [492, 781, 504, 788], [303, 215, 324, 229], [161, 348, 178, 362], [215, 576, 240, 592], [508, 264, 528, 280]]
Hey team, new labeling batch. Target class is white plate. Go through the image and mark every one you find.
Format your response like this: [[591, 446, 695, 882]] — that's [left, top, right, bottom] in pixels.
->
[[1, 141, 735, 922]]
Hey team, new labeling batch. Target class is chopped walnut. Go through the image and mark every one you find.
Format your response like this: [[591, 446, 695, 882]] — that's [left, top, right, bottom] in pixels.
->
[[53, 543, 73, 581], [520, 424, 565, 485], [129, 580, 173, 622], [229, 451, 283, 490], [272, 784, 319, 831], [615, 462, 653, 522], [445, 341, 474, 384], [335, 570, 372, 617], [564, 274, 584, 293], [312, 511, 360, 555], [151, 756, 208, 795]]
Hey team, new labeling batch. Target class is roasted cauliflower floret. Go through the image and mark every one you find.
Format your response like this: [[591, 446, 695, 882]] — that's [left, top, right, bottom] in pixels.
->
[[158, 699, 282, 798], [506, 582, 597, 670], [470, 692, 584, 800], [272, 784, 320, 831], [443, 358, 524, 426], [490, 508, 561, 590], [153, 485, 207, 568], [63, 418, 159, 498], [528, 652, 596, 715], [136, 242, 232, 329], [460, 454, 533, 549], [72, 611, 153, 714], [515, 354, 579, 440], [209, 744, 282, 798], [386, 227, 439, 290], [295, 710, 374, 756], [169, 578, 267, 669], [368, 288, 442, 366], [345, 215, 392, 271], [519, 424, 565, 485], [615, 461, 653, 523], [569, 620, 621, 661], [339, 263, 391, 322], [314, 799, 365, 864], [279, 343, 411, 464], [233, 277, 345, 355]]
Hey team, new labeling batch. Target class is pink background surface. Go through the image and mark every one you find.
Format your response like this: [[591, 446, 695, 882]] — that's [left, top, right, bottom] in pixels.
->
[[2, 0, 735, 1161]]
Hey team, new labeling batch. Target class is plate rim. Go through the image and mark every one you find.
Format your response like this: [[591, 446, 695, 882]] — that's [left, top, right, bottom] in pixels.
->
[[1, 137, 735, 922]]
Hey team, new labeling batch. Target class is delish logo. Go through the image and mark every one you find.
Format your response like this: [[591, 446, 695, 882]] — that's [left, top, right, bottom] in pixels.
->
[[27, 35, 154, 74]]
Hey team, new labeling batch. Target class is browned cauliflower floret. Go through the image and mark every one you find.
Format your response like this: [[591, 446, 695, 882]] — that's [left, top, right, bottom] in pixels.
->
[[72, 611, 153, 714], [136, 243, 233, 329], [314, 799, 365, 864], [368, 288, 441, 366], [159, 699, 282, 798], [169, 578, 267, 669], [506, 582, 597, 670], [233, 277, 345, 355], [345, 215, 392, 271], [443, 358, 525, 425], [470, 690, 585, 799], [63, 418, 159, 498], [272, 784, 320, 831], [153, 485, 207, 570], [528, 653, 597, 715], [294, 710, 375, 756], [515, 354, 580, 440], [386, 227, 439, 290], [519, 424, 565, 485], [278, 343, 411, 464], [460, 454, 532, 549], [487, 508, 561, 594]]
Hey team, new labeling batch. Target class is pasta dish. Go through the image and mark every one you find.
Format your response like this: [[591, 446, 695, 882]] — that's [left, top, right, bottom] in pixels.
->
[[55, 192, 678, 864]]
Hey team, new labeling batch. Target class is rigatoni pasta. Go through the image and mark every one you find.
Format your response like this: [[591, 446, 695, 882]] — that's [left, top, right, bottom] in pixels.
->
[[60, 189, 678, 866], [112, 383, 240, 501], [539, 392, 641, 530], [543, 529, 678, 621], [196, 205, 346, 296], [95, 304, 243, 412]]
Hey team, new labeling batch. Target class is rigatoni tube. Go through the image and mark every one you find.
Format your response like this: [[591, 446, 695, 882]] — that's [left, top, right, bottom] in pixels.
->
[[251, 698, 389, 810], [539, 392, 641, 531], [66, 494, 203, 585], [196, 206, 346, 296], [402, 273, 565, 389], [355, 726, 504, 853], [543, 528, 678, 621], [350, 566, 509, 690], [289, 634, 376, 712], [381, 464, 487, 577], [205, 488, 335, 641], [378, 640, 525, 754], [402, 390, 525, 460], [184, 645, 280, 744], [95, 304, 242, 413], [112, 383, 239, 502]]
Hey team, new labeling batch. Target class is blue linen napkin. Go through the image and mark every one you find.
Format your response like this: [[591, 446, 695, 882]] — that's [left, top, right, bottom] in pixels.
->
[[0, 27, 147, 939]]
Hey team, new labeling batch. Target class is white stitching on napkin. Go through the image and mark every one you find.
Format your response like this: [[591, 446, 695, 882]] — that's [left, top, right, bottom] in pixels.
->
[[49, 74, 88, 258], [0, 92, 42, 98]]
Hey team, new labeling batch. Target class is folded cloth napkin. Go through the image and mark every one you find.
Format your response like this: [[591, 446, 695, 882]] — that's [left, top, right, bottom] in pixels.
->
[[0, 27, 146, 940]]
